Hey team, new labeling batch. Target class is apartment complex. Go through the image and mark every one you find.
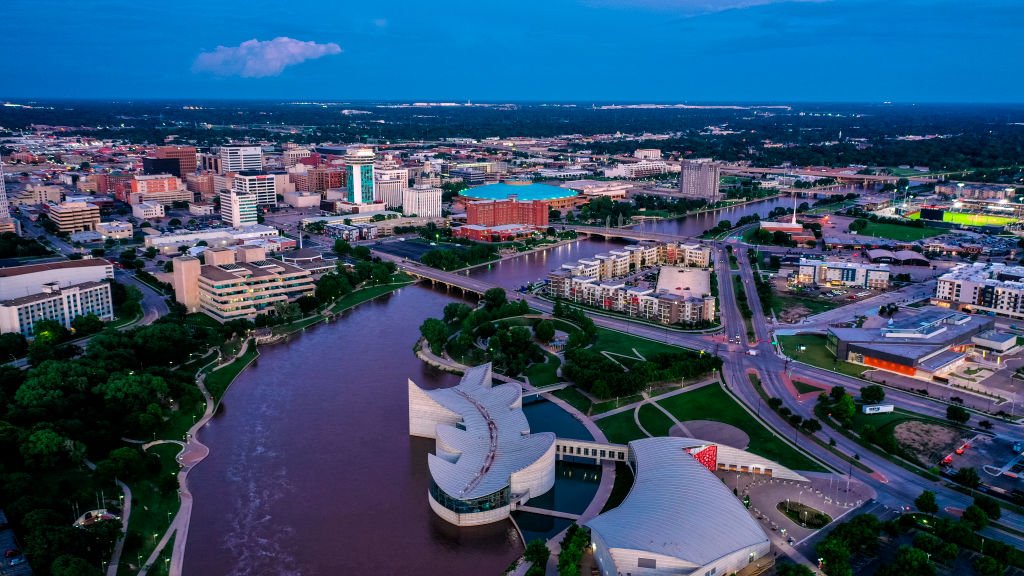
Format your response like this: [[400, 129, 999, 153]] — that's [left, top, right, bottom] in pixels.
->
[[233, 171, 278, 206], [678, 159, 721, 202], [0, 259, 114, 336], [547, 242, 716, 324], [466, 199, 548, 228], [45, 201, 100, 233], [219, 189, 258, 228], [795, 259, 891, 290], [606, 160, 671, 179], [154, 145, 198, 177], [219, 145, 263, 173], [633, 148, 662, 160], [402, 185, 442, 218], [933, 263, 1024, 319], [172, 245, 315, 322]]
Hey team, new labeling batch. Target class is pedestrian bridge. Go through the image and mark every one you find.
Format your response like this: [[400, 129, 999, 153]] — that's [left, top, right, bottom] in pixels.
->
[[555, 439, 629, 463]]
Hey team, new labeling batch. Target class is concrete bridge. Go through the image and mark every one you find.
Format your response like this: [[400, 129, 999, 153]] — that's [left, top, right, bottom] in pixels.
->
[[374, 251, 498, 296], [555, 438, 630, 463], [568, 226, 703, 244], [720, 165, 940, 186]]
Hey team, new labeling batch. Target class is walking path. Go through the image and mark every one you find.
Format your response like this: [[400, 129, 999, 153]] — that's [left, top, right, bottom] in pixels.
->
[[104, 481, 132, 576], [132, 341, 256, 576], [591, 377, 717, 421], [515, 506, 580, 521]]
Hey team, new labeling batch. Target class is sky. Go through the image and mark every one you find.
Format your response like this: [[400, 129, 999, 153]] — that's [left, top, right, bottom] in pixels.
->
[[2, 0, 1022, 103]]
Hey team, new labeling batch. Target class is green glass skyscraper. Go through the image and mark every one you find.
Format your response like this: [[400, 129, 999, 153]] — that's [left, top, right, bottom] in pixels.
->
[[345, 147, 376, 204]]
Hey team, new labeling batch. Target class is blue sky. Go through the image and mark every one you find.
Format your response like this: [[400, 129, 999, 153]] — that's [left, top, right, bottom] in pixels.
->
[[2, 0, 1021, 102]]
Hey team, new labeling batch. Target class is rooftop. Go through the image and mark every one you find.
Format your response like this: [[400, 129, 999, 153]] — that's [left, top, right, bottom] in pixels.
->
[[459, 182, 579, 202], [655, 266, 711, 298], [0, 258, 111, 278], [585, 437, 768, 567]]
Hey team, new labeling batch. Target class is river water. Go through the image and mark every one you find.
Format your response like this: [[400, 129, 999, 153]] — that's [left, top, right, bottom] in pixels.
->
[[183, 193, 860, 574]]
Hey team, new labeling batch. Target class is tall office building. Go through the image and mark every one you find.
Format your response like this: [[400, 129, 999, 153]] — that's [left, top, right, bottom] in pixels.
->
[[219, 145, 264, 174], [402, 185, 442, 218], [678, 159, 721, 202], [219, 189, 258, 228], [154, 145, 198, 177], [375, 167, 409, 208], [233, 171, 278, 207], [0, 162, 9, 218], [344, 147, 375, 204]]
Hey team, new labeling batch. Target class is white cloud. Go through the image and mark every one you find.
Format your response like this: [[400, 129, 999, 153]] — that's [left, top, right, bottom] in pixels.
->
[[193, 37, 341, 78]]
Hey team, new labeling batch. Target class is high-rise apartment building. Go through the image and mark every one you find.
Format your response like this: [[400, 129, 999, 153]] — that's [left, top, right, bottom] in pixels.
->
[[154, 145, 198, 177], [219, 145, 263, 174], [345, 147, 375, 204], [233, 171, 278, 207], [678, 159, 721, 202], [402, 185, 442, 218], [219, 189, 258, 228]]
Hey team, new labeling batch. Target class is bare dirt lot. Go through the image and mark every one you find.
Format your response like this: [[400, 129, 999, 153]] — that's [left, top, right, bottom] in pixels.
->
[[894, 421, 962, 465]]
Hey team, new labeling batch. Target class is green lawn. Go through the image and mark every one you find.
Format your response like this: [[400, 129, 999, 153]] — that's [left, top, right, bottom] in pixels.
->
[[658, 384, 825, 472], [593, 394, 644, 414], [858, 222, 944, 241], [523, 352, 561, 387], [204, 342, 259, 401], [553, 386, 593, 415], [778, 334, 868, 378], [770, 292, 840, 316], [637, 403, 675, 437], [793, 379, 825, 395], [596, 410, 648, 444], [589, 327, 687, 359], [119, 443, 182, 576], [329, 275, 414, 314]]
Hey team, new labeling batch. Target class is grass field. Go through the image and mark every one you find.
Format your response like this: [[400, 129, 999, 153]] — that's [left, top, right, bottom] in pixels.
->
[[523, 351, 561, 387], [119, 443, 182, 576], [602, 462, 635, 512], [592, 394, 644, 414], [770, 292, 840, 316], [589, 327, 685, 359], [778, 334, 868, 378], [637, 403, 675, 437], [793, 379, 825, 395], [596, 410, 647, 444], [658, 384, 825, 472], [858, 222, 944, 241], [204, 342, 259, 401], [553, 386, 593, 414], [907, 211, 1018, 226]]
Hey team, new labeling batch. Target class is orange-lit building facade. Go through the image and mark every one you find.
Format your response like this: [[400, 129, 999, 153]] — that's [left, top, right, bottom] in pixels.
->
[[154, 146, 198, 177], [466, 199, 548, 228]]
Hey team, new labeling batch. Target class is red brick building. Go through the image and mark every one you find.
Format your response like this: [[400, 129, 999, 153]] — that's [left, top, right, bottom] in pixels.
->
[[466, 199, 548, 228], [154, 145, 198, 177]]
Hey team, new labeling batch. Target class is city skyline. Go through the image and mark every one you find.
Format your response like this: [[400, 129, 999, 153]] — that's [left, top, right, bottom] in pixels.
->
[[3, 0, 1023, 103]]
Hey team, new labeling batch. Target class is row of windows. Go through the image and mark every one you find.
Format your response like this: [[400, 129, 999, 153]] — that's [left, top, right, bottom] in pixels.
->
[[428, 480, 510, 514]]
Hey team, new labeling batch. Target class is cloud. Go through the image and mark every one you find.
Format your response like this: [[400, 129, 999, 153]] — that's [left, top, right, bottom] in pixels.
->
[[193, 37, 341, 77]]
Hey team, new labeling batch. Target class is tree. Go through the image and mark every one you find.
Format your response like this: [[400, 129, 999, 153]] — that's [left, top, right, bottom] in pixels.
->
[[946, 405, 970, 425], [961, 505, 989, 530], [834, 394, 856, 426], [534, 320, 556, 343], [21, 428, 73, 470], [973, 494, 1002, 520], [802, 418, 822, 433], [483, 288, 508, 310], [775, 564, 814, 576], [875, 545, 934, 576], [71, 313, 105, 336], [953, 467, 981, 489], [352, 245, 372, 261], [442, 303, 472, 325], [51, 554, 103, 576], [0, 332, 28, 360], [524, 539, 550, 574], [830, 386, 847, 402], [914, 490, 938, 514], [861, 385, 885, 404], [333, 239, 352, 256], [419, 318, 448, 354], [295, 295, 319, 315], [32, 318, 70, 344], [168, 218, 182, 227], [974, 556, 1006, 576]]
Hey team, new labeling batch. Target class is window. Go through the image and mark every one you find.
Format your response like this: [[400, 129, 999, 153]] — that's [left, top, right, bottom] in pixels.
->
[[637, 558, 657, 569]]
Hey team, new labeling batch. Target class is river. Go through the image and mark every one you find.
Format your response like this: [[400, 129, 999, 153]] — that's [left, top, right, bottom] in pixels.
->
[[183, 193, 859, 574]]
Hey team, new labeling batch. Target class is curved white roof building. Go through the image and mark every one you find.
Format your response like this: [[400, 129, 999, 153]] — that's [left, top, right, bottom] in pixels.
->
[[586, 437, 773, 576], [408, 364, 556, 526]]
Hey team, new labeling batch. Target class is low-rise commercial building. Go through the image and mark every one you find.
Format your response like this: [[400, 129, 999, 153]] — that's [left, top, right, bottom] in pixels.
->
[[0, 259, 114, 336], [95, 221, 133, 240], [220, 188, 258, 228], [172, 245, 314, 321], [795, 258, 890, 289], [45, 201, 100, 233], [560, 179, 631, 200], [130, 174, 193, 205], [132, 201, 165, 220], [826, 307, 993, 379]]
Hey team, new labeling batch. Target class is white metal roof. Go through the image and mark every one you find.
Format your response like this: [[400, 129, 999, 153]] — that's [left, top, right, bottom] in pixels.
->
[[586, 437, 768, 567], [422, 364, 555, 500]]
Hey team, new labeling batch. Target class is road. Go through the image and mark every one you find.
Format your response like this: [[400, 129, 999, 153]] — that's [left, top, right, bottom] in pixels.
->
[[375, 237, 1024, 550]]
